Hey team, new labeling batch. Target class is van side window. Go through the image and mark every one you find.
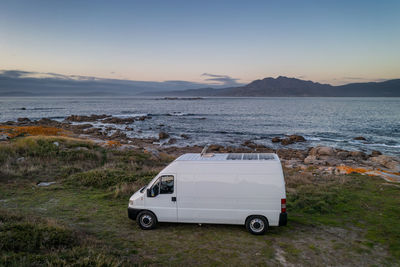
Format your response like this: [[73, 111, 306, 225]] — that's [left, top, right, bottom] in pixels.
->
[[150, 179, 160, 197], [160, 175, 174, 194]]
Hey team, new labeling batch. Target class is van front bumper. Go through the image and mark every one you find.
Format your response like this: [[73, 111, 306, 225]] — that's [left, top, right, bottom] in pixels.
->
[[128, 207, 141, 220], [279, 212, 287, 226]]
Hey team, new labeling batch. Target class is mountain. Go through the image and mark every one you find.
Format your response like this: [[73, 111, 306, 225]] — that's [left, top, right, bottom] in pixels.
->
[[144, 76, 400, 97]]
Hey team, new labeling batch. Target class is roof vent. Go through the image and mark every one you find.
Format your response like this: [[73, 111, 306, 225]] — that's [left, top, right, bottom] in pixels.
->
[[200, 145, 214, 157]]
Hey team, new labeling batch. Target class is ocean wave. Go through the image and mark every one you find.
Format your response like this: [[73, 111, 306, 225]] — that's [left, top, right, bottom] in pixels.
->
[[167, 112, 194, 116], [364, 143, 400, 148], [304, 136, 321, 141], [113, 113, 148, 118], [13, 107, 65, 111]]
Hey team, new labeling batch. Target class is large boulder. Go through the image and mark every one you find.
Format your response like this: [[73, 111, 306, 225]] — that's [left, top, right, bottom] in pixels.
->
[[280, 135, 306, 145], [281, 138, 294, 145], [336, 151, 350, 160], [349, 151, 368, 160], [371, 150, 382, 157], [304, 155, 327, 165], [370, 155, 400, 172], [310, 146, 335, 156], [289, 135, 306, 142]]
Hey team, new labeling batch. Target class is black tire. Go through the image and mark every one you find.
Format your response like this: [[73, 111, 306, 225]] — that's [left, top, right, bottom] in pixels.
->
[[246, 215, 268, 235], [137, 211, 157, 230]]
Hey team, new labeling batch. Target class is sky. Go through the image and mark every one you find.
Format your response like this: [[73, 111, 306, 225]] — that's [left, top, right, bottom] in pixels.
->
[[1, 0, 399, 86]]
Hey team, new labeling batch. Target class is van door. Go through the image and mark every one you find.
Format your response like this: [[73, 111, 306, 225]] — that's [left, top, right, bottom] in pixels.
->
[[145, 174, 177, 222]]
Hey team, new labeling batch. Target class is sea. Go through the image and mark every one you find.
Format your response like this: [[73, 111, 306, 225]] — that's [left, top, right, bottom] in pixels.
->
[[0, 97, 399, 156]]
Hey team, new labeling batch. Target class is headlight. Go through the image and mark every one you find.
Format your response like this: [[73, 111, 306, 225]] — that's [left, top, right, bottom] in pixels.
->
[[129, 200, 134, 206]]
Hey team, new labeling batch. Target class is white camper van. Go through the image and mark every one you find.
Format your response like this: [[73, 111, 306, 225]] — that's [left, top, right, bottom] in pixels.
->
[[128, 152, 287, 235]]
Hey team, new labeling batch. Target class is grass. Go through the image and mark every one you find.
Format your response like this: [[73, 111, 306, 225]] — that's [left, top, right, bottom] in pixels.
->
[[1, 136, 400, 265]]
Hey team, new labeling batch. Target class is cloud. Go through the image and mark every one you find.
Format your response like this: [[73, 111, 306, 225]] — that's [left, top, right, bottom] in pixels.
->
[[341, 77, 388, 83], [0, 70, 34, 78], [201, 73, 242, 86]]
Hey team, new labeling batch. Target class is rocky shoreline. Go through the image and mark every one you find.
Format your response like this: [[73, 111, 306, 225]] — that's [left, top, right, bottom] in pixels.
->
[[1, 115, 399, 183]]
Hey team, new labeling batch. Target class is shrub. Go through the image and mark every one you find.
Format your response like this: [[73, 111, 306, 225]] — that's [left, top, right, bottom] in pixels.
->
[[0, 223, 77, 252], [287, 184, 348, 214]]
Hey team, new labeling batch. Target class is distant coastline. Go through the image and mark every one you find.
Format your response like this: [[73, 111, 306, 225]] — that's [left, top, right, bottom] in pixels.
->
[[1, 70, 399, 97]]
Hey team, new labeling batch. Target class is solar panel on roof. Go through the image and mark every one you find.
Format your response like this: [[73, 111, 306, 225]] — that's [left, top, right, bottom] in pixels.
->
[[258, 154, 275, 160], [176, 153, 276, 161], [227, 154, 242, 160], [243, 154, 258, 160]]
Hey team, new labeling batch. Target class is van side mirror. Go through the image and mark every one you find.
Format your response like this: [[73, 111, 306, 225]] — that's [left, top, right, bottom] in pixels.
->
[[147, 188, 151, 197]]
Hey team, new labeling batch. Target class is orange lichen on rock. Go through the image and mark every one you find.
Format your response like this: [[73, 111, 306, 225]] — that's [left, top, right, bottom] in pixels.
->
[[105, 140, 121, 147], [0, 125, 70, 138], [336, 166, 370, 175], [336, 165, 400, 183]]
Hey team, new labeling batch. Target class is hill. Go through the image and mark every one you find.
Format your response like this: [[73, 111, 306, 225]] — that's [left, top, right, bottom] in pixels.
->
[[145, 76, 400, 97]]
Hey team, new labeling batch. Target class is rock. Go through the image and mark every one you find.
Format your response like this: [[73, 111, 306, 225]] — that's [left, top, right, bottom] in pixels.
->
[[371, 150, 382, 157], [101, 117, 136, 124], [110, 130, 127, 139], [36, 118, 57, 125], [73, 124, 93, 130], [310, 146, 335, 156], [336, 151, 350, 160], [17, 117, 31, 123], [276, 148, 307, 160], [180, 134, 189, 139], [167, 138, 177, 145], [280, 135, 306, 145], [271, 137, 281, 143], [325, 158, 341, 166], [208, 144, 224, 152], [353, 136, 366, 141], [83, 128, 102, 135], [289, 135, 306, 142], [0, 134, 9, 141], [370, 155, 400, 172], [37, 181, 56, 187], [66, 114, 109, 122], [281, 138, 294, 145], [159, 132, 170, 139], [349, 151, 368, 159], [242, 141, 268, 150], [20, 107, 26, 110], [304, 155, 318, 164]]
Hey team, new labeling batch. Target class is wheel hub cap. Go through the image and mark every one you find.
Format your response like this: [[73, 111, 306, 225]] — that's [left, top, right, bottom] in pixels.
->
[[250, 218, 264, 232]]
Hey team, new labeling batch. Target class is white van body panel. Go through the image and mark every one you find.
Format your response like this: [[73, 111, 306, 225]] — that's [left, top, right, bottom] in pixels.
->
[[129, 153, 286, 226]]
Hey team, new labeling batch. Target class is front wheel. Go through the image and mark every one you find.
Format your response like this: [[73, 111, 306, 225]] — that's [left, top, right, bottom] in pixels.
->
[[246, 216, 268, 235], [137, 211, 157, 230]]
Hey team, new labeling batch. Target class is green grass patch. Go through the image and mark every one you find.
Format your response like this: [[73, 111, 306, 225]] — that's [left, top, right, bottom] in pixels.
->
[[287, 174, 400, 258]]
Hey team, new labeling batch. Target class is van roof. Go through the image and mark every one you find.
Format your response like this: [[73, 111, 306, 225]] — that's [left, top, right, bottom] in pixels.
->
[[175, 153, 279, 161]]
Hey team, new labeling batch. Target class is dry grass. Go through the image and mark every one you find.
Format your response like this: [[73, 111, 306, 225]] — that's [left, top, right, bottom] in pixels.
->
[[105, 140, 121, 147], [0, 125, 71, 138]]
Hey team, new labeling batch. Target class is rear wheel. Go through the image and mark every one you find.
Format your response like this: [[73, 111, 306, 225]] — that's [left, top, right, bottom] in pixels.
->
[[137, 211, 157, 230], [246, 215, 268, 235]]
